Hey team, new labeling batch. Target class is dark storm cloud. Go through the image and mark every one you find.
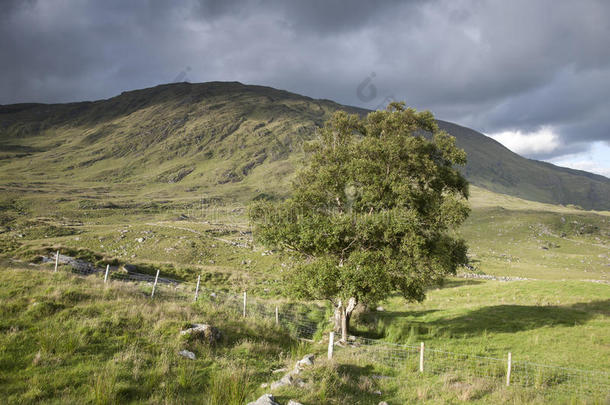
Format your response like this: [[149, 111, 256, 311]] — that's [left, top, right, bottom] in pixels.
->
[[1, 0, 609, 160]]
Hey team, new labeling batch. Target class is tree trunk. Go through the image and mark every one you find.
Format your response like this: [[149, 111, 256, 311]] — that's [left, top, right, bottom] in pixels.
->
[[333, 297, 357, 342]]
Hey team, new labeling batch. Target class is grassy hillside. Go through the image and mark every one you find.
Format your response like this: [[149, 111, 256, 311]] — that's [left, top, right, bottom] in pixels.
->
[[464, 187, 609, 281], [1, 261, 607, 404], [437, 121, 610, 210], [1, 81, 609, 210], [0, 264, 305, 404]]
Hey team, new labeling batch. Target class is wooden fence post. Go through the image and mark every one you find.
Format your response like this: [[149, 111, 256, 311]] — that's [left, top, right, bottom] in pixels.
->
[[243, 291, 247, 317], [419, 342, 425, 373], [194, 275, 201, 301], [275, 306, 279, 325], [151, 270, 160, 298], [54, 250, 59, 272], [328, 332, 335, 360], [506, 352, 512, 386], [104, 264, 110, 283]]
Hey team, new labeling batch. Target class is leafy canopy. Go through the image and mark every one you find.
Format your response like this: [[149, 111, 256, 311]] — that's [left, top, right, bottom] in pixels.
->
[[249, 102, 469, 305]]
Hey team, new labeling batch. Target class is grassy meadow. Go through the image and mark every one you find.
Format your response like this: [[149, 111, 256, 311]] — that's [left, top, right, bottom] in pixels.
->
[[1, 262, 608, 403], [0, 155, 609, 403]]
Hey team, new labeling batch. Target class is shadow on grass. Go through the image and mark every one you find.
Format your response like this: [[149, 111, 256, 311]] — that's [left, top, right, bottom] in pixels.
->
[[357, 300, 608, 339], [434, 278, 484, 290], [353, 309, 440, 339], [435, 300, 607, 335]]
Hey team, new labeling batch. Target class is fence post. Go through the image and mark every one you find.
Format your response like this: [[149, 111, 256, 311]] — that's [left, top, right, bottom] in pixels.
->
[[151, 270, 160, 298], [328, 332, 335, 360], [194, 275, 201, 301], [419, 342, 425, 373], [506, 352, 512, 386], [275, 306, 279, 325], [104, 264, 110, 283], [243, 291, 247, 317], [54, 250, 59, 272]]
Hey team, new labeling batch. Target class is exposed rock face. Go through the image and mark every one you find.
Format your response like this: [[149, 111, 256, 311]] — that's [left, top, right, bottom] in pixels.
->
[[42, 254, 97, 274], [247, 394, 280, 405], [180, 323, 221, 344]]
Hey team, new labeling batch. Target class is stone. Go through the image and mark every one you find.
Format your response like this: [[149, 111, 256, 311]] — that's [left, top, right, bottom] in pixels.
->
[[136, 237, 145, 243], [373, 390, 382, 395], [180, 323, 221, 344], [178, 350, 195, 360], [376, 306, 385, 311], [379, 402, 389, 405], [247, 394, 280, 405], [296, 354, 315, 367], [270, 373, 293, 390], [287, 400, 303, 405], [122, 264, 138, 272]]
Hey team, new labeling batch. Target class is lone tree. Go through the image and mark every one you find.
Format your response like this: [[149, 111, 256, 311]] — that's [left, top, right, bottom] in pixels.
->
[[249, 102, 469, 341]]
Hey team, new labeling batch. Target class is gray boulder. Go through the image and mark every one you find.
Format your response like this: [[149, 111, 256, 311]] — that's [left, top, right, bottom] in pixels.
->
[[180, 323, 221, 344], [270, 373, 294, 390], [178, 350, 196, 360], [247, 394, 280, 405], [296, 354, 315, 367]]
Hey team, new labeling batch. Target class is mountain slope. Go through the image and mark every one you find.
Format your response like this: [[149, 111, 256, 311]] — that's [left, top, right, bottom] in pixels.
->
[[0, 81, 609, 210], [436, 120, 610, 209]]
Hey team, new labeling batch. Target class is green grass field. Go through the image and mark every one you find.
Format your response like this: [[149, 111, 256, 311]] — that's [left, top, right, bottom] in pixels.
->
[[1, 262, 607, 404], [0, 166, 609, 403]]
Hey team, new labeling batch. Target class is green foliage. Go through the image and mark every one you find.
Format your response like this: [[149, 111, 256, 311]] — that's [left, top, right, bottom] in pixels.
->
[[250, 103, 470, 307]]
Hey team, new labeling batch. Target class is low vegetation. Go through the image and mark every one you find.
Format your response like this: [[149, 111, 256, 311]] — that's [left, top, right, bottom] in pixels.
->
[[1, 262, 607, 404]]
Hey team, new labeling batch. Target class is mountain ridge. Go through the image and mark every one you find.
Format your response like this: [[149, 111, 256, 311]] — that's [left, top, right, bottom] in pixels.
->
[[0, 81, 609, 210]]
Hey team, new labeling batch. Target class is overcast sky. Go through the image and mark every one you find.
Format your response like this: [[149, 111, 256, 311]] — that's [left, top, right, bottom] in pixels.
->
[[1, 0, 609, 177]]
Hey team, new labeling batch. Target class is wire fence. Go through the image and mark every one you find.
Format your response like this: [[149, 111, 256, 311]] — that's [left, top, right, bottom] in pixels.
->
[[332, 336, 610, 400], [42, 253, 610, 400], [47, 253, 324, 341]]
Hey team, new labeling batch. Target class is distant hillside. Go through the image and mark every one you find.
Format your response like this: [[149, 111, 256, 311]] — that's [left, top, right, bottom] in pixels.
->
[[436, 121, 610, 210], [1, 81, 609, 210]]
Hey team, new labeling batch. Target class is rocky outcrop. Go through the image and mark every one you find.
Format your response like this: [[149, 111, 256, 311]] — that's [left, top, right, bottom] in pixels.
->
[[267, 354, 315, 390], [458, 272, 529, 282], [180, 323, 222, 345], [42, 253, 98, 274]]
